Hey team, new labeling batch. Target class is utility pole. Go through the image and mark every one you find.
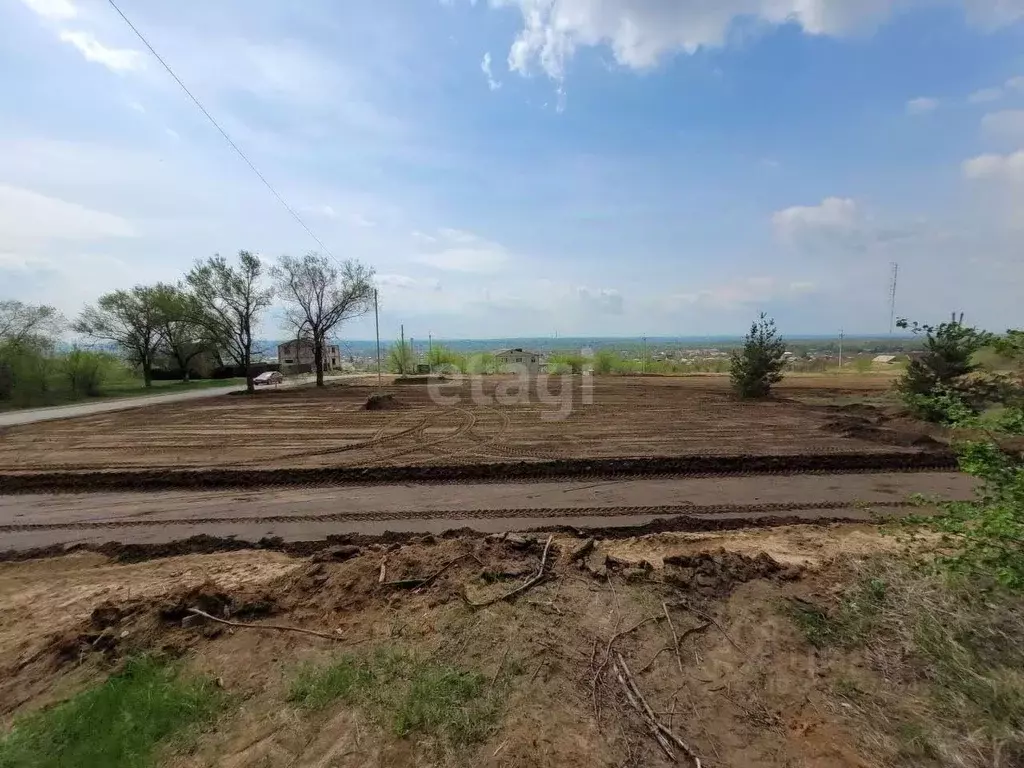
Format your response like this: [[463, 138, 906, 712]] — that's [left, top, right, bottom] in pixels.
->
[[374, 289, 382, 391], [642, 336, 647, 374], [428, 333, 433, 373], [889, 262, 899, 335], [400, 324, 405, 375], [838, 328, 844, 370]]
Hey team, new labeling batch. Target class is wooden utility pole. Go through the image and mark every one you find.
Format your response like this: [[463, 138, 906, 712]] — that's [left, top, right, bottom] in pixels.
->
[[838, 328, 844, 370], [400, 324, 406, 375]]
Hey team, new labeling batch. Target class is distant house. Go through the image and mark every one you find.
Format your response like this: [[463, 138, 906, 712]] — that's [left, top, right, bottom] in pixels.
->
[[278, 339, 342, 370], [495, 348, 543, 374], [872, 354, 898, 364]]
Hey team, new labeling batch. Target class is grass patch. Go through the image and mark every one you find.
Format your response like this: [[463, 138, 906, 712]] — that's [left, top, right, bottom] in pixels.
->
[[0, 656, 227, 768], [288, 648, 507, 751], [787, 558, 1024, 766]]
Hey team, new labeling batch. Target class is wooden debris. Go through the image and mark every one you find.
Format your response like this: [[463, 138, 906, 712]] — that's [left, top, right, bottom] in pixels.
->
[[465, 535, 555, 608], [185, 608, 344, 642]]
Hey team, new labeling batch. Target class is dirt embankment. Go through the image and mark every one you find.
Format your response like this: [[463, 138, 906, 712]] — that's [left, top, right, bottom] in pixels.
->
[[0, 524, 937, 767]]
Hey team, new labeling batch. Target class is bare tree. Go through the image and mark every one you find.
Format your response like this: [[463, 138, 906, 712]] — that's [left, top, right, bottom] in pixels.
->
[[273, 253, 375, 386], [152, 284, 210, 382], [74, 287, 163, 387], [186, 251, 274, 393], [0, 300, 64, 344]]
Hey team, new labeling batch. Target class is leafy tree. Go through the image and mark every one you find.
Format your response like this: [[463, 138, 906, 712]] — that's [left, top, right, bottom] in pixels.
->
[[273, 254, 375, 386], [0, 300, 63, 344], [730, 313, 786, 398], [186, 251, 274, 393], [387, 339, 415, 374], [151, 284, 210, 382], [74, 287, 163, 387]]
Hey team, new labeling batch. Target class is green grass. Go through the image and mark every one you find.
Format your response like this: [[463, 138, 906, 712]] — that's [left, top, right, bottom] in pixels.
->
[[0, 656, 227, 768], [102, 378, 246, 398], [288, 648, 506, 750]]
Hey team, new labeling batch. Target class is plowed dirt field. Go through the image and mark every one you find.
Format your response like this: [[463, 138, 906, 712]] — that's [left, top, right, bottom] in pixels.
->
[[0, 375, 923, 474]]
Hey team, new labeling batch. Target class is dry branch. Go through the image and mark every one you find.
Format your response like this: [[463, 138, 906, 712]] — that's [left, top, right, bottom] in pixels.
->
[[382, 553, 471, 590], [378, 557, 387, 584], [663, 601, 684, 675], [677, 603, 743, 657], [465, 535, 555, 608], [185, 608, 344, 642], [616, 651, 702, 767]]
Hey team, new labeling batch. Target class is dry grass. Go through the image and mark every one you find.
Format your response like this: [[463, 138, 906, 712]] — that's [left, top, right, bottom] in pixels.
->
[[789, 556, 1024, 767]]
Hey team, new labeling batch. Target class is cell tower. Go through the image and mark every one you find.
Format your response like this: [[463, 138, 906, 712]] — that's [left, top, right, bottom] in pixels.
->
[[888, 262, 899, 334]]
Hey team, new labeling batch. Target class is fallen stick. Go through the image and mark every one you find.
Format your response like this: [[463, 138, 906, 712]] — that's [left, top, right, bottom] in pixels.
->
[[616, 652, 703, 767], [613, 656, 675, 761], [378, 557, 387, 584], [465, 535, 555, 608], [663, 601, 684, 675], [590, 615, 665, 717], [636, 645, 673, 674], [382, 553, 471, 591], [185, 608, 343, 642], [678, 603, 743, 657]]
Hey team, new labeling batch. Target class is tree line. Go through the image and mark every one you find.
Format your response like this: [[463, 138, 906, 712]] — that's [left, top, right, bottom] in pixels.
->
[[0, 251, 374, 401]]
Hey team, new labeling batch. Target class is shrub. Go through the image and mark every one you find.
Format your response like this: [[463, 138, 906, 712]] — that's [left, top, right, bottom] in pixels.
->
[[61, 349, 109, 397], [730, 313, 786, 398]]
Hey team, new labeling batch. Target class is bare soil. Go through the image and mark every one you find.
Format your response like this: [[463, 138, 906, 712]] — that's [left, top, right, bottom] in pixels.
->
[[0, 523, 935, 767], [0, 376, 925, 475]]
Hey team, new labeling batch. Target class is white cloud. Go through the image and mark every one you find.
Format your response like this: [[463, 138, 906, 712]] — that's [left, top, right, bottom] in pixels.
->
[[164, 127, 181, 141], [906, 96, 939, 115], [127, 100, 146, 114], [481, 51, 502, 90], [773, 197, 860, 240], [0, 183, 136, 243], [413, 228, 510, 273], [58, 30, 144, 72], [492, 0, 1024, 80], [577, 286, 623, 314], [376, 274, 442, 291], [968, 87, 1003, 104], [668, 277, 814, 310], [963, 150, 1024, 181], [18, 0, 76, 21], [981, 109, 1024, 142], [1009, 76, 1024, 92]]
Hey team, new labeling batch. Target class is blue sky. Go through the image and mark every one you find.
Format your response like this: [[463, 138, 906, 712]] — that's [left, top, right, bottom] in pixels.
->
[[2, 0, 1023, 340]]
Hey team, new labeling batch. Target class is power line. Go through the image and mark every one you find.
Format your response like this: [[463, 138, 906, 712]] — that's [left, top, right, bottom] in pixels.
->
[[105, 0, 335, 258]]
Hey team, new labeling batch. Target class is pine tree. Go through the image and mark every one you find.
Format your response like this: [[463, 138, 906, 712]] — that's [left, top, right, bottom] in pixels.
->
[[730, 313, 786, 398]]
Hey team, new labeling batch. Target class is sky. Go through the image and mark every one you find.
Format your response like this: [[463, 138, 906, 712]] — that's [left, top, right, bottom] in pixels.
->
[[2, 0, 1023, 340]]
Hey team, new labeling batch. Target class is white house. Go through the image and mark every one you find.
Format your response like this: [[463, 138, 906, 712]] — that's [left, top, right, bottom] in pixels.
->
[[872, 354, 898, 364], [494, 348, 543, 374]]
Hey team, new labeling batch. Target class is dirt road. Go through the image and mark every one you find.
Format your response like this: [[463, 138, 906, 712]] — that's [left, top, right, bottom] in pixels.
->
[[0, 471, 973, 552]]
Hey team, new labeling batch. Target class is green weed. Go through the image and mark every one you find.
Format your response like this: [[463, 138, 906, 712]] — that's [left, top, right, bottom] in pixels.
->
[[288, 648, 506, 751], [0, 656, 226, 768]]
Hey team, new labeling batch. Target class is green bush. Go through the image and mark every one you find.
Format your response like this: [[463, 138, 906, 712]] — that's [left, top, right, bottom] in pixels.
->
[[61, 349, 109, 397]]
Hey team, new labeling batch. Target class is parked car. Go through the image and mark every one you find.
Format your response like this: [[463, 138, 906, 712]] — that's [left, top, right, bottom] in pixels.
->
[[253, 371, 284, 386]]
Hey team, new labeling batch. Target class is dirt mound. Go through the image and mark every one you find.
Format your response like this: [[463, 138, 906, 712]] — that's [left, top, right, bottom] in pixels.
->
[[0, 452, 958, 495], [392, 375, 448, 385], [820, 415, 942, 448], [364, 393, 402, 411], [661, 549, 800, 597]]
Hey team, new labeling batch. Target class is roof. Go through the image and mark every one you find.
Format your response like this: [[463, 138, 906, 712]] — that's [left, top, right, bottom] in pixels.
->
[[872, 354, 898, 363], [494, 348, 542, 357]]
